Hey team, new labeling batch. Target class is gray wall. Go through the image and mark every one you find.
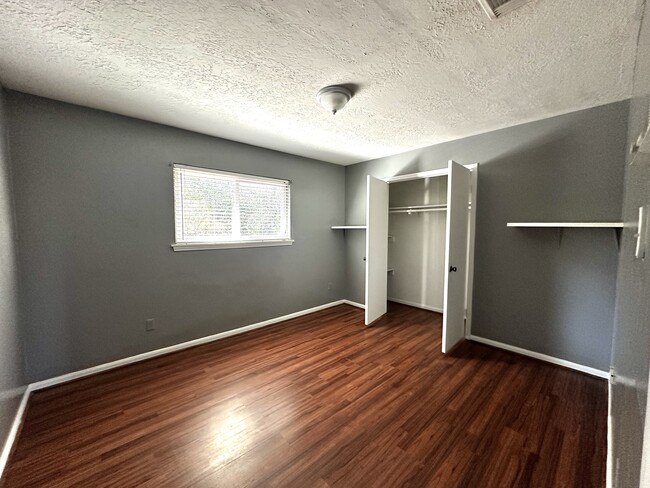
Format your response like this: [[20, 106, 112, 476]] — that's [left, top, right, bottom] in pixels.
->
[[0, 86, 24, 460], [7, 91, 346, 383], [345, 101, 628, 371], [610, 0, 650, 485]]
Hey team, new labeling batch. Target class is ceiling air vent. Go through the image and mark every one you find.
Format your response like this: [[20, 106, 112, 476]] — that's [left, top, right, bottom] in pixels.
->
[[476, 0, 533, 19]]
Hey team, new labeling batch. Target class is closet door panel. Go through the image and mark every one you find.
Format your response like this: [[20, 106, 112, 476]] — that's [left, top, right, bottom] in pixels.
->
[[442, 161, 471, 352], [365, 175, 389, 325]]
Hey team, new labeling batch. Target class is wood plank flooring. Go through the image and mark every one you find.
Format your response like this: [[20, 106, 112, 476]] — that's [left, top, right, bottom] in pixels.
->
[[1, 303, 607, 487]]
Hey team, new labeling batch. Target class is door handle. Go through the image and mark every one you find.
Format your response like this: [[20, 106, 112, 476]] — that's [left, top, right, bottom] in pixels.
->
[[449, 266, 457, 272]]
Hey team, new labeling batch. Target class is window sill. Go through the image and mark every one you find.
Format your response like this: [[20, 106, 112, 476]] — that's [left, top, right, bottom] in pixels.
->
[[171, 239, 294, 251]]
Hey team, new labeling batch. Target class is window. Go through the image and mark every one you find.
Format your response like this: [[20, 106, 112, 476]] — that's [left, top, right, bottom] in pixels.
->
[[172, 164, 292, 251]]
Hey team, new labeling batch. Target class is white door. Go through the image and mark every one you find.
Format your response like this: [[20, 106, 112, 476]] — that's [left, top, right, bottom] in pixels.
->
[[442, 161, 471, 352], [365, 175, 389, 325]]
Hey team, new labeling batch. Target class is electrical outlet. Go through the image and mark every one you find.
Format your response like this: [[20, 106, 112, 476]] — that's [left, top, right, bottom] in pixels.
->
[[145, 318, 155, 331]]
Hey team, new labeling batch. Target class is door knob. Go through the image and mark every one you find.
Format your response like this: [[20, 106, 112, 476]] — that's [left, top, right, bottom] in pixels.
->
[[449, 266, 457, 272]]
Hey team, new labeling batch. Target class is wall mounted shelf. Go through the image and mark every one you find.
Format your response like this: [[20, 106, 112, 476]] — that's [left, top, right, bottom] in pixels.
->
[[508, 221, 624, 249], [507, 222, 624, 228], [331, 225, 367, 230]]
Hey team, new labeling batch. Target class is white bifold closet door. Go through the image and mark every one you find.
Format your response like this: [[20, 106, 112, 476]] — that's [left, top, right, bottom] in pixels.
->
[[442, 161, 471, 353], [365, 175, 389, 325]]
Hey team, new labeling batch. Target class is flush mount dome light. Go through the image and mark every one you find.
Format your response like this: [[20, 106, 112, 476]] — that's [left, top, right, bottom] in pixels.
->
[[316, 85, 352, 115]]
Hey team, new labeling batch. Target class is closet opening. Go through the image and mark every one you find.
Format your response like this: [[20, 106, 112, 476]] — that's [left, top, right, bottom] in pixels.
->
[[365, 161, 477, 353], [387, 175, 448, 319]]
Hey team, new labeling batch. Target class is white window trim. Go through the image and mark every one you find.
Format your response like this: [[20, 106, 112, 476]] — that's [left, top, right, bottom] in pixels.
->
[[171, 163, 292, 251], [172, 239, 294, 252]]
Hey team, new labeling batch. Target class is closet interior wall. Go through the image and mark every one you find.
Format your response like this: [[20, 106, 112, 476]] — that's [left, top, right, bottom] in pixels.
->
[[388, 177, 448, 313]]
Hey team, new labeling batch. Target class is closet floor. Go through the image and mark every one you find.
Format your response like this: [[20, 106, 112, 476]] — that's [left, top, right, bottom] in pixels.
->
[[1, 303, 606, 487]]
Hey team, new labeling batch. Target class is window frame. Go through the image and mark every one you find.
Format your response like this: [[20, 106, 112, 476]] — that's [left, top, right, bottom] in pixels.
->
[[171, 163, 293, 251]]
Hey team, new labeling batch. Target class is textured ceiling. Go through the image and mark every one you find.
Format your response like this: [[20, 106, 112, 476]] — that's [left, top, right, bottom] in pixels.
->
[[0, 0, 643, 165]]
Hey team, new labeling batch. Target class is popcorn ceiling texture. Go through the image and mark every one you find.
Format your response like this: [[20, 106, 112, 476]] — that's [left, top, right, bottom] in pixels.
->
[[0, 0, 642, 164]]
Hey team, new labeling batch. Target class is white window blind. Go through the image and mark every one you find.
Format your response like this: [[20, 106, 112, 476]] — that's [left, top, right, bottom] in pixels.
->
[[172, 164, 292, 250]]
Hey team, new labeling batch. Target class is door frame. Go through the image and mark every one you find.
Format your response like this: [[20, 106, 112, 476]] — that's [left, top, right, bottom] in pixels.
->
[[382, 161, 478, 338]]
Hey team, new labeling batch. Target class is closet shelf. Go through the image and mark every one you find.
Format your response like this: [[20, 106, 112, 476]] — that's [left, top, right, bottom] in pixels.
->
[[331, 225, 367, 230], [507, 222, 624, 228]]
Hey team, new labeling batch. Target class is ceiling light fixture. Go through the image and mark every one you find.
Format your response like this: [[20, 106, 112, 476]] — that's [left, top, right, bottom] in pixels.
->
[[476, 0, 533, 19], [316, 85, 352, 115]]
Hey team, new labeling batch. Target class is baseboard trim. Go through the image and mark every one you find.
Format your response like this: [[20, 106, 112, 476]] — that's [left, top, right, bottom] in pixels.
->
[[29, 300, 349, 392], [0, 386, 30, 480], [387, 298, 443, 313], [606, 374, 613, 488], [2, 299, 356, 479], [2, 303, 608, 481], [342, 299, 365, 309], [467, 334, 609, 379]]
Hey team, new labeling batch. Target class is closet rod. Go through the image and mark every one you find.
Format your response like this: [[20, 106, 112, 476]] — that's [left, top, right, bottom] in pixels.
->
[[389, 208, 447, 214], [388, 204, 447, 211]]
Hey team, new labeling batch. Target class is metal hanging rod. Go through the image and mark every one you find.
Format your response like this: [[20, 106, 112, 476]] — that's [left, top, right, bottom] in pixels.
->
[[388, 204, 447, 211], [389, 208, 447, 214]]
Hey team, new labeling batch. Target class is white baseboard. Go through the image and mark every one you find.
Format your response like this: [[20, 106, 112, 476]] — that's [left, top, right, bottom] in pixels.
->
[[606, 375, 613, 488], [0, 302, 609, 481], [342, 299, 365, 309], [1, 299, 357, 479], [387, 297, 443, 313], [467, 334, 609, 379], [29, 300, 349, 392], [0, 386, 30, 480]]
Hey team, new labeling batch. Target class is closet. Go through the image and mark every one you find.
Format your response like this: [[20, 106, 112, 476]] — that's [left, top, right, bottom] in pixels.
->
[[387, 176, 448, 313], [365, 161, 477, 353]]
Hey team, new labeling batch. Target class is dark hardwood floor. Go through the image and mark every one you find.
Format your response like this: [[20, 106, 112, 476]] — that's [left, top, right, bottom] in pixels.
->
[[1, 303, 607, 487]]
